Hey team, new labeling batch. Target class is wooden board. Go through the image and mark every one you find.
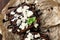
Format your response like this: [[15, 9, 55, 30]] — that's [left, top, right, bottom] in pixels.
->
[[0, 0, 10, 12]]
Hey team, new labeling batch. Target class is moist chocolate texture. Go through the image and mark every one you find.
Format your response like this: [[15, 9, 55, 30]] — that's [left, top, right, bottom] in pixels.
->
[[4, 2, 50, 40]]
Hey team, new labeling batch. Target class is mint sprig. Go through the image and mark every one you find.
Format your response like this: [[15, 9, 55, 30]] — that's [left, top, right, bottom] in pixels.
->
[[27, 17, 36, 25]]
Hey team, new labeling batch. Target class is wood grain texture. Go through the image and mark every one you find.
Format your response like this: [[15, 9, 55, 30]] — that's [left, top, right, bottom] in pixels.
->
[[0, 0, 10, 12]]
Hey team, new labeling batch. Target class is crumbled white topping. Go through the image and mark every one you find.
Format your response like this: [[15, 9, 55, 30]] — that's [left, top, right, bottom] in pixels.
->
[[21, 22, 28, 27], [25, 38, 30, 40], [17, 29, 20, 32], [22, 9, 27, 16], [27, 33, 34, 39], [11, 19, 15, 21], [42, 39, 45, 40], [27, 10, 33, 17], [8, 29, 12, 32], [19, 25, 23, 30], [14, 14, 20, 18], [10, 11, 15, 15], [16, 6, 33, 18], [26, 30, 30, 33], [21, 17, 27, 22], [19, 22, 28, 30], [23, 6, 29, 10], [21, 18, 26, 22], [11, 18, 18, 21], [16, 6, 22, 13], [19, 15, 23, 18], [34, 23, 39, 28], [34, 33, 40, 38], [11, 18, 15, 21], [22, 11, 27, 20], [16, 19, 21, 26]]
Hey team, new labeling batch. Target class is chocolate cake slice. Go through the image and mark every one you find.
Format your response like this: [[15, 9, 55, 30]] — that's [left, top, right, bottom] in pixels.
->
[[4, 2, 50, 40], [6, 2, 41, 33]]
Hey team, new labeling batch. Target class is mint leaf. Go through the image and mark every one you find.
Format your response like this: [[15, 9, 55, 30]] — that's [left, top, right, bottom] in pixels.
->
[[27, 17, 36, 25]]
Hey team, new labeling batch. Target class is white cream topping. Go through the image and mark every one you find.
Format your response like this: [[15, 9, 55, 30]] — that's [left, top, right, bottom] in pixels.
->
[[19, 22, 28, 30], [10, 11, 15, 15], [16, 6, 22, 13], [22, 9, 27, 17], [26, 10, 33, 17], [17, 29, 20, 32], [21, 23, 27, 26], [23, 6, 29, 10], [14, 14, 20, 18], [27, 33, 34, 39], [19, 15, 23, 18], [21, 18, 25, 22], [11, 18, 17, 21], [17, 6, 29, 13], [17, 6, 33, 17], [34, 33, 40, 38], [15, 6, 33, 30], [10, 5, 34, 31], [21, 17, 27, 22], [16, 19, 21, 26], [34, 23, 39, 28], [22, 11, 27, 21], [25, 38, 30, 40], [19, 25, 23, 30]]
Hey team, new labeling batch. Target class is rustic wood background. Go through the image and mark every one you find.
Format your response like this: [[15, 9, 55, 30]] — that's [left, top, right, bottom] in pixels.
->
[[0, 0, 10, 12]]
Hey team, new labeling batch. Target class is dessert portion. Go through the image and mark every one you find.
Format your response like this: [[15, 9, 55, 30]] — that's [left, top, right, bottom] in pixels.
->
[[6, 2, 41, 34], [4, 2, 50, 40]]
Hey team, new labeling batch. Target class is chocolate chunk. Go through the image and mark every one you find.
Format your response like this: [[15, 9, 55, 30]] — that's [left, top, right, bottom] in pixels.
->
[[0, 34, 3, 40], [8, 7, 16, 9], [2, 19, 7, 23], [51, 7, 53, 10], [7, 25, 13, 29], [34, 9, 41, 17]]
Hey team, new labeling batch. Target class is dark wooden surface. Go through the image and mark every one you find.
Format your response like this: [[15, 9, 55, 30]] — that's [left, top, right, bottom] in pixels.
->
[[0, 0, 10, 12]]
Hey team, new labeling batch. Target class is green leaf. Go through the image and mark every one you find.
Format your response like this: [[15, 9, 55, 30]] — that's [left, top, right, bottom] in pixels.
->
[[27, 17, 36, 25]]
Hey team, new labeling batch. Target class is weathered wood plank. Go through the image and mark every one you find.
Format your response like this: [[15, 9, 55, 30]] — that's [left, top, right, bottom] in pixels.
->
[[0, 0, 10, 12]]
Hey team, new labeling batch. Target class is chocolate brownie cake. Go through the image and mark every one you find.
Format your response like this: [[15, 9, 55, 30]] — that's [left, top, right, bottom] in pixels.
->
[[4, 2, 50, 40]]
